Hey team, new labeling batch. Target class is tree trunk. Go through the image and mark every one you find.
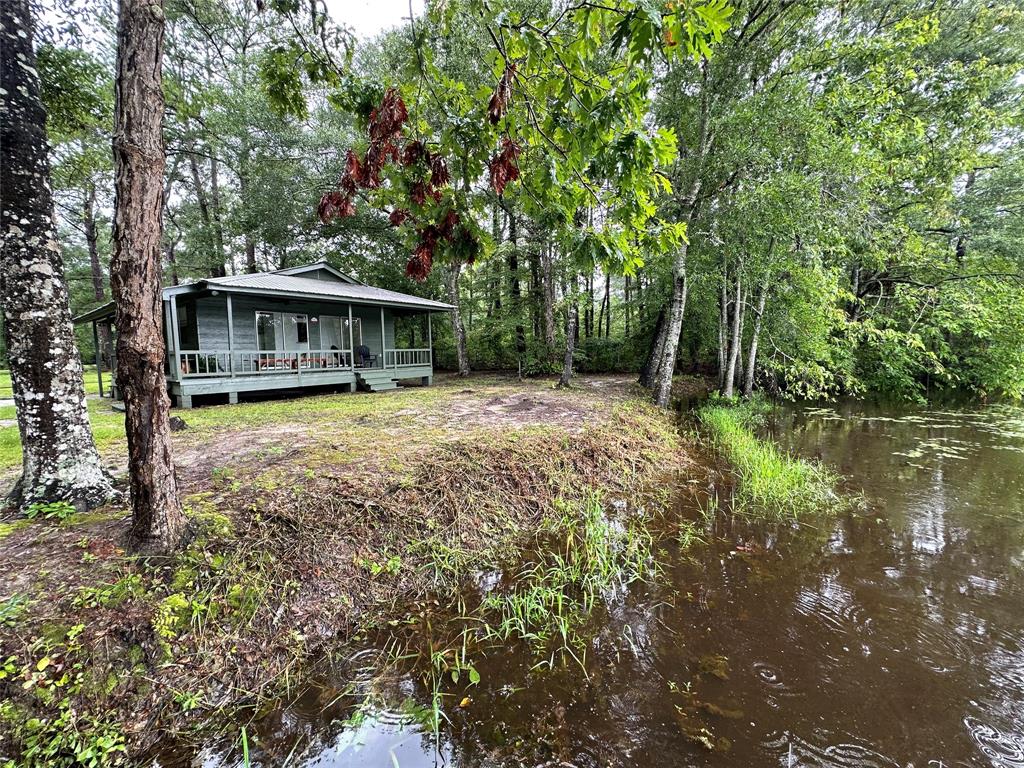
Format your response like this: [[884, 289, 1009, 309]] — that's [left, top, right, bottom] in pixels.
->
[[83, 184, 113, 368], [208, 154, 228, 276], [649, 63, 711, 407], [598, 274, 606, 337], [652, 244, 689, 407], [721, 267, 743, 398], [717, 270, 728, 390], [624, 274, 632, 337], [111, 0, 185, 552], [506, 206, 526, 364], [735, 286, 748, 387], [743, 281, 769, 398], [639, 306, 667, 388], [558, 275, 578, 387], [542, 241, 555, 348], [188, 152, 222, 278], [446, 262, 470, 377], [0, 0, 116, 511]]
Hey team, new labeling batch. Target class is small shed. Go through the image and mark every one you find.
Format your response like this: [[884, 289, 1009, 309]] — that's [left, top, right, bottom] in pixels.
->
[[74, 261, 453, 408]]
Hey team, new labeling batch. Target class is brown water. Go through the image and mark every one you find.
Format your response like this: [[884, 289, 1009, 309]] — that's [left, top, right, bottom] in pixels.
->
[[181, 401, 1024, 768]]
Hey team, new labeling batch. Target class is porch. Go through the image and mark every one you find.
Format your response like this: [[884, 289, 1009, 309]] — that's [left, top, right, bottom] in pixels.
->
[[72, 262, 452, 409], [165, 293, 436, 406]]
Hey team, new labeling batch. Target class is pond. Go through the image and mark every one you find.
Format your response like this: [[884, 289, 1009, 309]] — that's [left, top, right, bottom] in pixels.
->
[[183, 401, 1024, 767]]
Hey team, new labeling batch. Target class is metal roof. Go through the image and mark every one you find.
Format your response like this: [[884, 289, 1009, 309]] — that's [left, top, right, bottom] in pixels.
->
[[203, 273, 454, 310], [73, 267, 453, 324]]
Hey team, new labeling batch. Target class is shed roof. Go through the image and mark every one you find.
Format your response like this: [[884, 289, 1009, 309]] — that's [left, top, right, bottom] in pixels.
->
[[73, 264, 453, 323]]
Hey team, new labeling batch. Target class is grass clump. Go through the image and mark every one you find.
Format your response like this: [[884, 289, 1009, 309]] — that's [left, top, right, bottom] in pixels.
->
[[698, 399, 839, 518]]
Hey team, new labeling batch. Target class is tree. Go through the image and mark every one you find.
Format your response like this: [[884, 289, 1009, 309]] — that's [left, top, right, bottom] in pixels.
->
[[111, 0, 186, 551], [0, 0, 117, 512]]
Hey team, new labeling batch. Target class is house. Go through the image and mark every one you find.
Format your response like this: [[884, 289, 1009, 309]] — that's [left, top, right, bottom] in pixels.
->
[[73, 261, 453, 408]]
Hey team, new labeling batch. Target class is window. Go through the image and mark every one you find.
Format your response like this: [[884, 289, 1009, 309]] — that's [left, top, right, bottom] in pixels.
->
[[295, 316, 308, 344], [256, 311, 279, 351], [176, 301, 199, 349], [318, 315, 361, 350]]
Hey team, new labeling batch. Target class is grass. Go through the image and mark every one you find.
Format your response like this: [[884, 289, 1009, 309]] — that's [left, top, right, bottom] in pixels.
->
[[0, 375, 687, 764], [478, 494, 656, 667], [698, 398, 840, 518]]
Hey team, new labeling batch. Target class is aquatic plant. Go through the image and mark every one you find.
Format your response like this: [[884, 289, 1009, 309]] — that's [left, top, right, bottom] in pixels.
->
[[698, 401, 840, 518]]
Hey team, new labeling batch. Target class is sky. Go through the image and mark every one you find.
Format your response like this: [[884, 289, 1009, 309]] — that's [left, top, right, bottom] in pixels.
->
[[323, 0, 426, 39]]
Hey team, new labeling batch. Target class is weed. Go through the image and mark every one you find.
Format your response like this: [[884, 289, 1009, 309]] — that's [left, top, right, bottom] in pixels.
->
[[23, 501, 77, 522]]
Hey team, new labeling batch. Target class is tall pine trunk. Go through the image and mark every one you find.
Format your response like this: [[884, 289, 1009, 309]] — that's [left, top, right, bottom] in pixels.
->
[[84, 184, 113, 369], [112, 0, 185, 552], [542, 241, 555, 348], [446, 262, 470, 377], [558, 275, 578, 387], [0, 0, 116, 512]]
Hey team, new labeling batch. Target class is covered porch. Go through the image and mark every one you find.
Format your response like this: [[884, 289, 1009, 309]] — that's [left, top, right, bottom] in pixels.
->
[[164, 288, 437, 406]]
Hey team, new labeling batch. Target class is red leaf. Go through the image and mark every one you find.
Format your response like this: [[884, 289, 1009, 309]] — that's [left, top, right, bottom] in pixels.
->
[[430, 155, 450, 188], [487, 64, 516, 126], [389, 208, 409, 227], [438, 209, 459, 240], [410, 181, 428, 206], [488, 138, 522, 196], [402, 140, 425, 166], [406, 241, 434, 281]]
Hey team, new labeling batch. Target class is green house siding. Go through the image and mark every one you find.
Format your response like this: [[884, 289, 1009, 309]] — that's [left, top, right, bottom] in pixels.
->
[[188, 295, 395, 356]]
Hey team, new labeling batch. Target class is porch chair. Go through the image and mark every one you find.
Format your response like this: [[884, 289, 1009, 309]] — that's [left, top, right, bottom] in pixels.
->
[[356, 344, 378, 368]]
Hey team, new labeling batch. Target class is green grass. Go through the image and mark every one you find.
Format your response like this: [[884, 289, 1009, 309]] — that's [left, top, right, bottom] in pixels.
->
[[698, 399, 840, 518]]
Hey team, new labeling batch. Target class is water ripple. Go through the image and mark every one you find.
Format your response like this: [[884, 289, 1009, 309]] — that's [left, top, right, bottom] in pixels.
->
[[763, 730, 900, 768], [963, 716, 1024, 767]]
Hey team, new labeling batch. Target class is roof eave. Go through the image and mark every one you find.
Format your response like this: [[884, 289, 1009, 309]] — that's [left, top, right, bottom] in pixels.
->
[[200, 283, 454, 311]]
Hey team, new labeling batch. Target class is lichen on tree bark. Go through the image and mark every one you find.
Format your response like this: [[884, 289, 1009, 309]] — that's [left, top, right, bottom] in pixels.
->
[[0, 0, 116, 512]]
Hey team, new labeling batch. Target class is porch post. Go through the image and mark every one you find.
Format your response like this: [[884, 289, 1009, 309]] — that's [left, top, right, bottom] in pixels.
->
[[226, 293, 235, 377], [169, 295, 182, 382], [347, 303, 355, 369], [427, 312, 432, 368], [380, 305, 388, 370], [92, 320, 104, 398]]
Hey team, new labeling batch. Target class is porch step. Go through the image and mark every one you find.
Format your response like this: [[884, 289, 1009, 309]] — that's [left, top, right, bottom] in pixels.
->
[[355, 369, 400, 392]]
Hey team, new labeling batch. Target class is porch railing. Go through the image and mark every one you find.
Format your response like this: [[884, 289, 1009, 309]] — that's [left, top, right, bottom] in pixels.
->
[[382, 348, 432, 368], [173, 347, 431, 378], [176, 349, 354, 378]]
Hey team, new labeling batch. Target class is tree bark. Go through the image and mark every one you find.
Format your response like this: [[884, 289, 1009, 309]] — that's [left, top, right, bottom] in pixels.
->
[[721, 267, 743, 398], [639, 306, 667, 388], [111, 0, 185, 552], [187, 152, 224, 278], [542, 241, 555, 348], [647, 62, 711, 407], [83, 184, 113, 368], [717, 269, 728, 390], [652, 244, 689, 407], [446, 262, 470, 377], [208, 154, 228, 276], [505, 205, 526, 364], [743, 281, 769, 398], [558, 275, 578, 387], [0, 0, 116, 512]]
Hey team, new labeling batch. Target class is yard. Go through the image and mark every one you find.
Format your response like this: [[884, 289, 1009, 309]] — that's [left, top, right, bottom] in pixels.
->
[[0, 373, 691, 760]]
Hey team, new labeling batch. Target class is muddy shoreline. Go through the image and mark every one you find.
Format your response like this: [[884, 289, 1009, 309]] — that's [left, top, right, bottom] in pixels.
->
[[0, 375, 697, 764]]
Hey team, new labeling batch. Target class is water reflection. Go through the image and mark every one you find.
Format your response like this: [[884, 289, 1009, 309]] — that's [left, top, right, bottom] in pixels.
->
[[170, 401, 1024, 768]]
